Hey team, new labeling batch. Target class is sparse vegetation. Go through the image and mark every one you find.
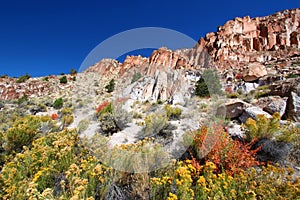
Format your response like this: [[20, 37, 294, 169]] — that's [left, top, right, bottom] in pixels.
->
[[0, 74, 8, 78], [164, 104, 182, 120], [144, 113, 168, 137], [17, 94, 28, 105], [244, 112, 281, 142], [286, 73, 299, 79], [0, 108, 298, 200], [226, 92, 239, 98], [43, 76, 49, 81], [195, 69, 222, 97], [53, 98, 63, 109], [131, 72, 142, 83], [105, 79, 115, 93], [70, 68, 77, 75], [59, 76, 68, 84], [16, 73, 31, 83]]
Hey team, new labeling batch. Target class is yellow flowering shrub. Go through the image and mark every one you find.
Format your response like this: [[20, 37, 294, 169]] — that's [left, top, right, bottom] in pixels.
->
[[151, 160, 300, 200], [244, 112, 280, 141], [0, 113, 299, 200]]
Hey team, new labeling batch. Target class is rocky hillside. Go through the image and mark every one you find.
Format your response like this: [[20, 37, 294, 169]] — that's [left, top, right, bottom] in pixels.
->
[[1, 8, 300, 200]]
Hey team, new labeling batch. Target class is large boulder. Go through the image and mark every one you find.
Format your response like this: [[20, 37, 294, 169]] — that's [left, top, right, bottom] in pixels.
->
[[216, 99, 249, 119], [239, 106, 272, 123], [268, 77, 300, 121], [256, 96, 288, 117], [242, 63, 267, 82], [252, 138, 293, 164]]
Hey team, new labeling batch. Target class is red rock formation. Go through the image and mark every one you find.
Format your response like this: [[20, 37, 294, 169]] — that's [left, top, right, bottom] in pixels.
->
[[85, 59, 121, 76], [196, 8, 300, 69]]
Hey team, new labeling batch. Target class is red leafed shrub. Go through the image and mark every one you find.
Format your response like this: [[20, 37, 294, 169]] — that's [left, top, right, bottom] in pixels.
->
[[51, 113, 58, 120], [96, 101, 110, 113], [225, 86, 234, 94], [235, 73, 243, 79], [192, 124, 261, 175]]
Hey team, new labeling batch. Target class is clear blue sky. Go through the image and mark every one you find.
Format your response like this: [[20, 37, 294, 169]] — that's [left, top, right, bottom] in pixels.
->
[[0, 0, 299, 77]]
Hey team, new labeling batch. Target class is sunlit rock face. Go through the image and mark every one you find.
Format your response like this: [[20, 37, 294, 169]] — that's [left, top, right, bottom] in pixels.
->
[[197, 8, 300, 69]]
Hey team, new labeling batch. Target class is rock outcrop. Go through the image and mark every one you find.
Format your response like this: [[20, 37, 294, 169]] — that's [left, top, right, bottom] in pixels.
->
[[268, 77, 300, 121], [196, 8, 300, 69], [0, 76, 74, 100], [242, 63, 267, 82], [216, 99, 250, 119], [256, 96, 288, 117], [239, 106, 272, 123]]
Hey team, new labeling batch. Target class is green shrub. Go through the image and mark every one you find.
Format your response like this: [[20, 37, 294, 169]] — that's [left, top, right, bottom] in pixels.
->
[[61, 107, 73, 116], [244, 112, 281, 141], [195, 69, 222, 97], [16, 73, 30, 83], [132, 112, 143, 119], [0, 101, 4, 109], [4, 115, 42, 153], [131, 72, 142, 83], [29, 103, 47, 114], [0, 74, 8, 78], [17, 94, 28, 105], [59, 76, 68, 84], [105, 79, 115, 93], [70, 68, 77, 75], [98, 113, 118, 136], [144, 113, 168, 137], [53, 98, 63, 109], [276, 124, 300, 143], [164, 104, 182, 120], [286, 73, 299, 79], [96, 101, 113, 116], [195, 77, 209, 97], [62, 115, 74, 127], [43, 77, 49, 82], [226, 92, 239, 98], [113, 106, 132, 130], [78, 120, 89, 134]]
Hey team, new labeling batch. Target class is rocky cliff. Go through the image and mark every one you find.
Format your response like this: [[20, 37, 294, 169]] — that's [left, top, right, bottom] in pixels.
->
[[197, 8, 300, 69]]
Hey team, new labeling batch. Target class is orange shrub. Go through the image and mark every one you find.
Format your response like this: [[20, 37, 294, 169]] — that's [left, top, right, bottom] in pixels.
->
[[96, 101, 110, 113], [192, 124, 261, 175], [51, 113, 58, 120]]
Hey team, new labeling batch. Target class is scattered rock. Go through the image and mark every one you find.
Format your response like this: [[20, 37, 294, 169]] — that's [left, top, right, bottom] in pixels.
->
[[242, 63, 267, 82], [268, 77, 300, 121], [216, 99, 249, 119], [239, 106, 272, 123], [252, 138, 293, 164], [257, 96, 288, 117], [227, 123, 245, 139]]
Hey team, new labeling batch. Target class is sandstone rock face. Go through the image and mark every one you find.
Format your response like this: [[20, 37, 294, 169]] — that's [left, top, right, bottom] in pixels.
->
[[122, 69, 196, 104], [291, 91, 300, 121], [85, 59, 121, 77], [197, 8, 300, 69], [85, 47, 201, 104], [242, 63, 267, 81]]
